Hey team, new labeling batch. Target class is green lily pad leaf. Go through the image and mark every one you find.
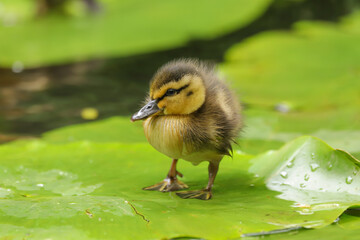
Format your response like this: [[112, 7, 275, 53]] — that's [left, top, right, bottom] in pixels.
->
[[1, 134, 360, 239], [42, 116, 146, 144], [337, 212, 360, 230], [42, 114, 360, 163], [250, 136, 360, 211], [0, 0, 272, 67], [240, 213, 360, 240], [0, 166, 102, 196]]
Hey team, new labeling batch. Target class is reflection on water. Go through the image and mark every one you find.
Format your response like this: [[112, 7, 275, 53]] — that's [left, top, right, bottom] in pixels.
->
[[0, 0, 356, 143]]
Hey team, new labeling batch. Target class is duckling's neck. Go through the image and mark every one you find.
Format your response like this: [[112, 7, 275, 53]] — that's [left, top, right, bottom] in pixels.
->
[[143, 115, 190, 159]]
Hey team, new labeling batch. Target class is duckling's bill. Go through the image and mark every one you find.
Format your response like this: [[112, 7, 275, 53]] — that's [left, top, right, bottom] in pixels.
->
[[131, 99, 160, 122]]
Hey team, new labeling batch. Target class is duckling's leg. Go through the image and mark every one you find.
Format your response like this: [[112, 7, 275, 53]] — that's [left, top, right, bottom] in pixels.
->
[[143, 159, 189, 192], [176, 161, 219, 200]]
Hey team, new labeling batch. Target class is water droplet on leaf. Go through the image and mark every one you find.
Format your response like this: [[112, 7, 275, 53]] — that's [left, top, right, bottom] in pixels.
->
[[287, 158, 295, 168], [346, 176, 353, 184], [327, 162, 333, 170], [280, 171, 288, 179], [293, 203, 311, 208], [271, 181, 281, 185], [298, 209, 314, 215], [310, 163, 320, 172], [300, 183, 306, 188], [304, 174, 310, 181]]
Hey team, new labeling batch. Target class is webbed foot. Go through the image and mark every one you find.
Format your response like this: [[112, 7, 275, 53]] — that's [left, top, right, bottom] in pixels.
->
[[143, 178, 188, 192], [176, 189, 212, 200]]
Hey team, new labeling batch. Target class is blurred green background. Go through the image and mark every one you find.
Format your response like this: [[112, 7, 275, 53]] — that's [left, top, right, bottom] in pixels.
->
[[0, 0, 359, 144], [1, 1, 360, 239]]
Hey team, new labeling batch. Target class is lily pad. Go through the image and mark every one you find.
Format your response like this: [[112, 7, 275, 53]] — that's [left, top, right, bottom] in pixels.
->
[[250, 136, 360, 208], [1, 130, 360, 239], [241, 213, 360, 240], [42, 116, 146, 144], [0, 0, 272, 67]]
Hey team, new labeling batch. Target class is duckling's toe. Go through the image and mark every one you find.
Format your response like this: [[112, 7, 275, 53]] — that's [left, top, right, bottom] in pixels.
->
[[143, 178, 188, 192], [176, 189, 212, 200]]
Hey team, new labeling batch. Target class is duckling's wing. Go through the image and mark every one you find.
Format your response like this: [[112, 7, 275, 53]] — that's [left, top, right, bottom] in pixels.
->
[[185, 73, 242, 157]]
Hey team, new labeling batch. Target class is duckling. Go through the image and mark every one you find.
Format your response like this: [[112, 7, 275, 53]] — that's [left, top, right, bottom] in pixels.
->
[[131, 59, 242, 200]]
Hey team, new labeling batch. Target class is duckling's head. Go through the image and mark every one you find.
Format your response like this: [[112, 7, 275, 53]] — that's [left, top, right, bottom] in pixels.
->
[[131, 60, 206, 121]]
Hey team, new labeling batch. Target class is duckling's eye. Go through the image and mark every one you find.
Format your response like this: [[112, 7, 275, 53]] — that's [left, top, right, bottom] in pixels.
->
[[165, 88, 177, 96]]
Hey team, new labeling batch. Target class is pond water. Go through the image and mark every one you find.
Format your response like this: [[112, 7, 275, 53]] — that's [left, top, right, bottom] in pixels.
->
[[0, 0, 356, 143]]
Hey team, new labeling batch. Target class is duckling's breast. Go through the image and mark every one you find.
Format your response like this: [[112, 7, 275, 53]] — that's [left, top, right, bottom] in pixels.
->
[[143, 115, 188, 159]]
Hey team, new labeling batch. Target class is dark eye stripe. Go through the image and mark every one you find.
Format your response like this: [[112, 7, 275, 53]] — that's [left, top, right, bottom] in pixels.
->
[[157, 84, 189, 101], [165, 89, 177, 96]]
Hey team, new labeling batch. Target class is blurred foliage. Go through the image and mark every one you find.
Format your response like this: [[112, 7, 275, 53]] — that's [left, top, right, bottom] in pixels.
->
[[223, 12, 360, 114], [0, 0, 271, 68], [1, 0, 357, 139], [221, 10, 360, 158], [35, 0, 100, 17], [0, 0, 34, 24]]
